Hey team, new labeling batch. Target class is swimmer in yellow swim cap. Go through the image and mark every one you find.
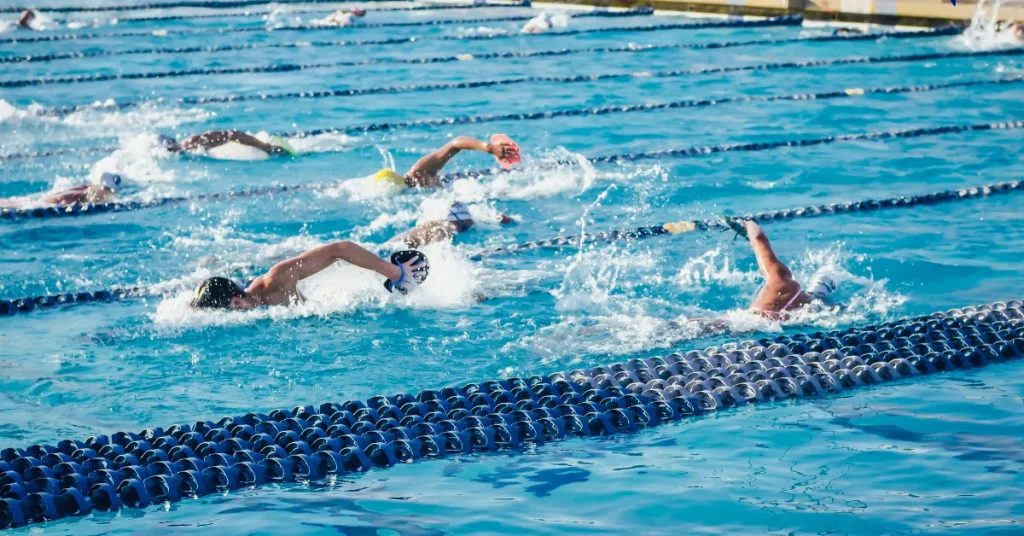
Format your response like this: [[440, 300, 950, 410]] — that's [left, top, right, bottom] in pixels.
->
[[375, 134, 521, 189], [158, 130, 295, 157]]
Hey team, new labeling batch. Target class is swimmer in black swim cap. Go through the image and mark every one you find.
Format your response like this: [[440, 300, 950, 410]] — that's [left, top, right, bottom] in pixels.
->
[[190, 241, 428, 310], [158, 130, 295, 157], [392, 201, 514, 247]]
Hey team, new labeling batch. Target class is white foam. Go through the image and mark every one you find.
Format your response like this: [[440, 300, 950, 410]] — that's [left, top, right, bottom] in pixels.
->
[[150, 240, 483, 328], [955, 0, 1022, 51]]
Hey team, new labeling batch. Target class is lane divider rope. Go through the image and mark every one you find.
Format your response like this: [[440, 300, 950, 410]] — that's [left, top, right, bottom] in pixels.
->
[[0, 299, 1021, 529], [0, 0, 413, 15], [1, 7, 659, 44], [1, 109, 1019, 220], [0, 22, 955, 68], [3, 37, 1005, 123], [77, 1, 532, 24], [0, 178, 1018, 315]]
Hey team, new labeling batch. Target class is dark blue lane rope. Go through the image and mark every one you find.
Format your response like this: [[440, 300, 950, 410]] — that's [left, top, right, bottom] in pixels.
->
[[2, 7, 658, 44], [90, 1, 531, 23], [1, 109, 1019, 220], [0, 0, 411, 14], [0, 299, 1021, 529], [0, 22, 955, 68], [0, 179, 1018, 316]]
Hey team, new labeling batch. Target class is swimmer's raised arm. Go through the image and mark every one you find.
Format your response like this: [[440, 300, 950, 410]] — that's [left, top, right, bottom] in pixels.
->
[[743, 221, 793, 284], [260, 240, 405, 292], [406, 136, 520, 188]]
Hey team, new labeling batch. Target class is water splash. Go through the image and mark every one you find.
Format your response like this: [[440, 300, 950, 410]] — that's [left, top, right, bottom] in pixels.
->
[[955, 0, 1022, 50]]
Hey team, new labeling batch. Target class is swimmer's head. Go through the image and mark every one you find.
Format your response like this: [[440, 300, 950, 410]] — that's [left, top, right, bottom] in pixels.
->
[[352, 8, 366, 16], [98, 172, 122, 193], [157, 134, 180, 152], [374, 169, 407, 188], [447, 201, 474, 232], [806, 273, 838, 302], [1015, 23, 1024, 41], [190, 277, 245, 309]]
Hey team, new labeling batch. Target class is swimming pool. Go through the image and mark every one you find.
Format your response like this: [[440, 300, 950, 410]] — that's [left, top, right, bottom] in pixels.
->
[[2, 0, 1024, 533]]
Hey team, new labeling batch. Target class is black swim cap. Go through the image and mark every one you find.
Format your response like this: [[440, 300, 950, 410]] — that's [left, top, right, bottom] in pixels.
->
[[190, 277, 244, 309], [384, 250, 429, 294]]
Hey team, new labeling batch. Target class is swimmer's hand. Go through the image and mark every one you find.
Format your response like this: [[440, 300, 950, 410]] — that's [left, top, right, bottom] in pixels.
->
[[386, 252, 429, 294], [487, 138, 520, 163]]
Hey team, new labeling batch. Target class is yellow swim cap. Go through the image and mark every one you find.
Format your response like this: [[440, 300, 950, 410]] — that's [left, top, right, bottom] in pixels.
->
[[374, 169, 407, 188]]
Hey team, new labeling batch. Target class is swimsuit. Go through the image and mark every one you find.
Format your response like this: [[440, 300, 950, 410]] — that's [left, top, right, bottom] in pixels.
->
[[751, 290, 803, 321]]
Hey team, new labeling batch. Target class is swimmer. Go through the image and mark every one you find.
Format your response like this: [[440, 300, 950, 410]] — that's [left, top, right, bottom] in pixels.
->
[[392, 201, 513, 247], [832, 27, 865, 36], [727, 218, 836, 320], [520, 12, 568, 34], [318, 8, 366, 26], [190, 241, 428, 310], [374, 134, 521, 189], [159, 130, 296, 158], [1014, 22, 1024, 41], [17, 9, 36, 29], [0, 172, 122, 208]]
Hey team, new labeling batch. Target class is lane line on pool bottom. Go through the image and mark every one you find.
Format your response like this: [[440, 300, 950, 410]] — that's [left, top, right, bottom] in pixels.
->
[[0, 300, 1020, 529], [0, 178, 1019, 316]]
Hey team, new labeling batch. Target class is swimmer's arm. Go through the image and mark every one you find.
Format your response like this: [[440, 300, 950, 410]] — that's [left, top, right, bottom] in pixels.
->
[[743, 221, 793, 283], [397, 221, 457, 248], [405, 136, 492, 187], [264, 240, 401, 290], [179, 130, 282, 154]]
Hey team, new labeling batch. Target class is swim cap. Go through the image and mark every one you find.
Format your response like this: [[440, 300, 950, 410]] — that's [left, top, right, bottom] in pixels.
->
[[806, 273, 838, 301], [190, 277, 245, 309], [156, 134, 177, 150], [267, 135, 297, 156], [384, 250, 429, 294], [99, 172, 122, 192], [375, 169, 407, 188], [447, 201, 473, 230]]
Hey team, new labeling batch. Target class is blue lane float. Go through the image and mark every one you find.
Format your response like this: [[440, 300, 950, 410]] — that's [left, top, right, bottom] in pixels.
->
[[0, 22, 958, 66], [0, 180, 1019, 317], [1, 118, 1021, 225], [0, 0, 412, 14], [0, 299, 1021, 529]]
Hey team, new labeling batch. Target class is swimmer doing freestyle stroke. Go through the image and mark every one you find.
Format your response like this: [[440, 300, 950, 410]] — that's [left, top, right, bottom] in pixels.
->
[[668, 218, 838, 335], [0, 172, 123, 209], [158, 130, 296, 159], [190, 242, 429, 310]]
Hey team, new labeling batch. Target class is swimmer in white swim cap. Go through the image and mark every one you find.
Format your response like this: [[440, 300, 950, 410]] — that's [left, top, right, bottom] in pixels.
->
[[190, 240, 428, 310], [391, 201, 514, 247], [373, 134, 521, 189], [318, 8, 366, 26], [0, 172, 124, 208], [723, 218, 838, 321], [158, 130, 296, 158]]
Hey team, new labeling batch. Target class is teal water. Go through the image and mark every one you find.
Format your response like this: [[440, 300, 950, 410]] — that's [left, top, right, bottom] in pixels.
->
[[1, 2, 1024, 534]]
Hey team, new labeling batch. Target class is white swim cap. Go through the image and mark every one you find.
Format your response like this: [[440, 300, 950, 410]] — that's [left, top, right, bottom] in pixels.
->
[[447, 202, 472, 224], [99, 172, 122, 192], [806, 273, 837, 301]]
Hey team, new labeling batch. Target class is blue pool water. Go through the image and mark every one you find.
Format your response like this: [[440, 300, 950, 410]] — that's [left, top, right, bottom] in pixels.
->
[[2, 1, 1024, 533]]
